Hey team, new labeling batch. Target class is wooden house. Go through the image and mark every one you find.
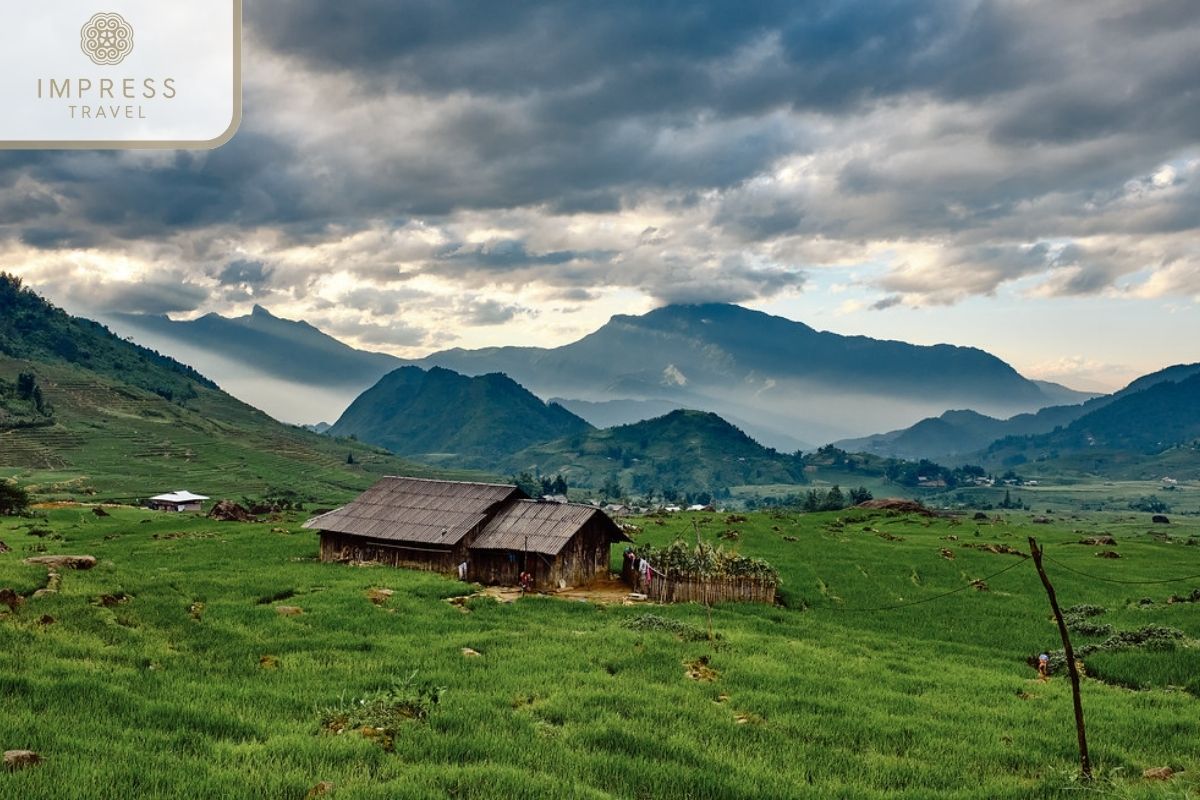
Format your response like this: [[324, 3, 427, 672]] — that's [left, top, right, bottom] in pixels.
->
[[304, 476, 628, 590], [147, 490, 209, 512]]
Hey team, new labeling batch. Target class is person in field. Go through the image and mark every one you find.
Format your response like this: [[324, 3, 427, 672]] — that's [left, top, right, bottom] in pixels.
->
[[1037, 653, 1050, 680]]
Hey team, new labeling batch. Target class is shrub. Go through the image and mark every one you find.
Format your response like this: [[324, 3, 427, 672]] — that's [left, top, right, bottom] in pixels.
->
[[318, 672, 445, 751], [0, 481, 30, 516], [622, 613, 711, 641]]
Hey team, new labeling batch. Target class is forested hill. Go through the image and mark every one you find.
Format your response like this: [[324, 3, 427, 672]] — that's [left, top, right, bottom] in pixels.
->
[[506, 408, 808, 495], [0, 274, 464, 502], [0, 273, 215, 403], [329, 365, 594, 464]]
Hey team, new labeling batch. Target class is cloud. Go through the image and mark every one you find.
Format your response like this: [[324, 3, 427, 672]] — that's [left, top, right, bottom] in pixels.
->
[[0, 0, 1197, 349], [218, 259, 273, 287], [462, 299, 530, 326]]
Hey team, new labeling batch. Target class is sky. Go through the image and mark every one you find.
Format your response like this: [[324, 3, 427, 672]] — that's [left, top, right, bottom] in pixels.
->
[[2, 0, 1198, 392]]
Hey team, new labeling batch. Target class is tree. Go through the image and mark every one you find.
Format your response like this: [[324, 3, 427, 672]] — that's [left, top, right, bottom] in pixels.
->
[[820, 485, 846, 511], [346, 452, 356, 465], [509, 471, 541, 498], [601, 474, 622, 500], [551, 475, 568, 495], [0, 481, 30, 516], [849, 486, 873, 505]]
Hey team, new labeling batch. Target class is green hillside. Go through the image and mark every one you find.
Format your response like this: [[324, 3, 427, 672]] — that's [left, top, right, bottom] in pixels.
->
[[840, 363, 1200, 464], [329, 366, 593, 465], [507, 409, 807, 495], [1, 506, 1196, 798], [982, 373, 1200, 478], [0, 275, 470, 504]]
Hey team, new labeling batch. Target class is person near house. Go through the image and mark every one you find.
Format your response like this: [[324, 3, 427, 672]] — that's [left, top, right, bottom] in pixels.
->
[[519, 570, 533, 593], [457, 560, 468, 581]]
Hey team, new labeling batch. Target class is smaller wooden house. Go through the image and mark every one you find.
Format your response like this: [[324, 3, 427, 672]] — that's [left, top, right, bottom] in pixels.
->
[[470, 499, 628, 589], [305, 476, 629, 590], [147, 490, 209, 512]]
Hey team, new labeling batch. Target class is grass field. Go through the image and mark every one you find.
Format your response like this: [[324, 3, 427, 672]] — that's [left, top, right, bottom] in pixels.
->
[[2, 506, 1198, 799]]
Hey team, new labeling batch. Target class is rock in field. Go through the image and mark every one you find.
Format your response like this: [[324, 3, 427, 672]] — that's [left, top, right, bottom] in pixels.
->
[[1079, 535, 1116, 546], [0, 540, 9, 553], [23, 555, 97, 570], [3, 750, 41, 771]]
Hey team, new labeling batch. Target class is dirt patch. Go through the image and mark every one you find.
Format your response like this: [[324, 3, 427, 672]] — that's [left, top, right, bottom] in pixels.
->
[[366, 588, 394, 605], [970, 579, 989, 591], [684, 655, 718, 682], [23, 554, 96, 570], [939, 548, 955, 560], [0, 540, 9, 554], [1143, 767, 1175, 781], [306, 781, 335, 799], [94, 591, 132, 607], [259, 655, 280, 670], [1079, 535, 1117, 546], [1166, 588, 1200, 605], [3, 750, 41, 771], [152, 531, 218, 541], [962, 543, 1027, 557], [274, 605, 303, 616], [1095, 550, 1121, 559], [0, 588, 24, 611]]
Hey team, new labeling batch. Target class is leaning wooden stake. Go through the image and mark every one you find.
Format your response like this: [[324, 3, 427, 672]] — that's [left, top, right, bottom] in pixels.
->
[[1028, 536, 1092, 781]]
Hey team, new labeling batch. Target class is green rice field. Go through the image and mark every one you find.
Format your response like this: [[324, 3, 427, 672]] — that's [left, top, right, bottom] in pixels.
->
[[1, 505, 1198, 799]]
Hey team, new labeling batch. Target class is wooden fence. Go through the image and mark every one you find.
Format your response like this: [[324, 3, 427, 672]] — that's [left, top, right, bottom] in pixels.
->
[[626, 566, 776, 605]]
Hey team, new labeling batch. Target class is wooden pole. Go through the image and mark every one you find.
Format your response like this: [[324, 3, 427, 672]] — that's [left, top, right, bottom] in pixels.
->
[[1028, 537, 1092, 781]]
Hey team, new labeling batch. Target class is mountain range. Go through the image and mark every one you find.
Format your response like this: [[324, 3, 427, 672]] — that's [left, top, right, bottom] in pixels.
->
[[838, 362, 1200, 463], [108, 302, 1095, 448]]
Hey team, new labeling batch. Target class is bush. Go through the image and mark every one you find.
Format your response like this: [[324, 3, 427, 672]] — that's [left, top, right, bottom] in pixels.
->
[[0, 481, 30, 516], [318, 671, 445, 751], [622, 613, 711, 641]]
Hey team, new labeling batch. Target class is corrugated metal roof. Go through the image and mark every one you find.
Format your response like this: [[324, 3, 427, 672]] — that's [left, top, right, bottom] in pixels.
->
[[150, 491, 210, 502], [472, 500, 629, 556], [302, 476, 524, 546]]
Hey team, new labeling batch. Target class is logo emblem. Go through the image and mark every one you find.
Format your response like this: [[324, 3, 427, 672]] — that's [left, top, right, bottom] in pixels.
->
[[80, 12, 134, 65]]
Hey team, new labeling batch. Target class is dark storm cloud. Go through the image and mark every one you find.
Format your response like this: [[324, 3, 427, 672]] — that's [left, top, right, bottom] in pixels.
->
[[54, 277, 210, 316], [218, 259, 273, 287], [435, 240, 615, 273], [1, 0, 1199, 313]]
